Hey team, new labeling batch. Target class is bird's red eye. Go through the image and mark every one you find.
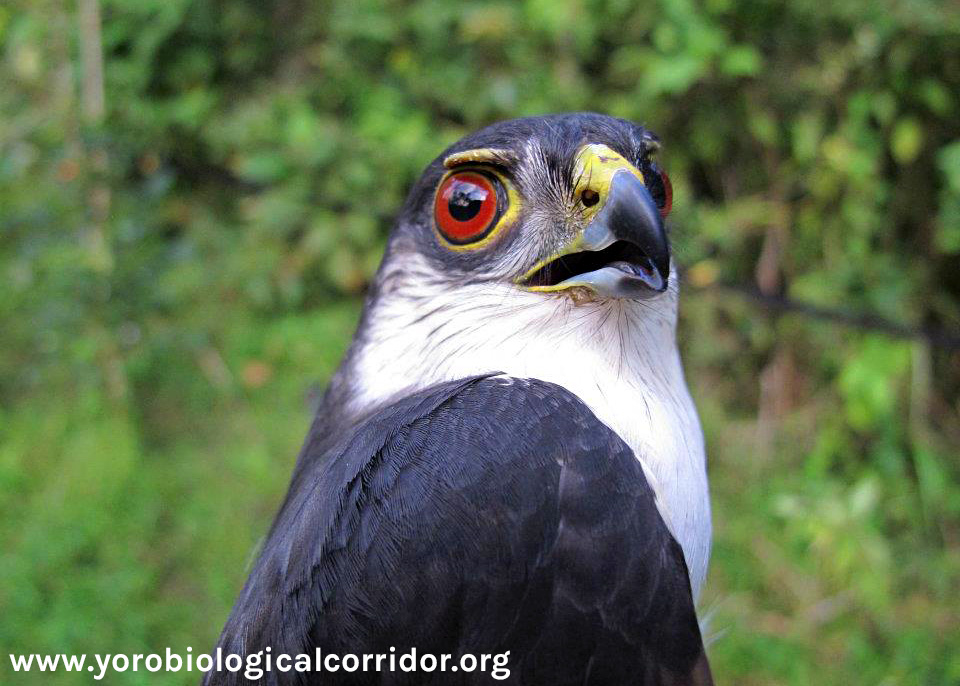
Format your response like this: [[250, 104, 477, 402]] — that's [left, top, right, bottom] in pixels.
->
[[658, 169, 673, 218], [640, 161, 673, 218], [435, 171, 501, 245]]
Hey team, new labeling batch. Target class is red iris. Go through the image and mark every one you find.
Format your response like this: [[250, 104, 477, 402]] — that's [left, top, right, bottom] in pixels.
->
[[658, 168, 673, 218], [641, 160, 674, 218], [435, 172, 499, 244]]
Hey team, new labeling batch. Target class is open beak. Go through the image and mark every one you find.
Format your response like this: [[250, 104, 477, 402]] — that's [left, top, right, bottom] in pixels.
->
[[520, 144, 670, 299]]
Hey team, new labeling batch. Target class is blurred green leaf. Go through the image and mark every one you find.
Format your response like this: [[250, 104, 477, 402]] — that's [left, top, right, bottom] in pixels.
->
[[2, 0, 960, 683], [720, 44, 763, 77], [891, 117, 923, 164]]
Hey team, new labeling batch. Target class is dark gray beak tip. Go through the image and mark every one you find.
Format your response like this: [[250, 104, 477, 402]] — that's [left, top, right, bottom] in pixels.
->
[[603, 170, 671, 287]]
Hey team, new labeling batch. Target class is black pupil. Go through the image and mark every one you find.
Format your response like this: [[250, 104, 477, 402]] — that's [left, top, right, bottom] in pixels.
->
[[641, 163, 666, 209], [448, 181, 486, 221]]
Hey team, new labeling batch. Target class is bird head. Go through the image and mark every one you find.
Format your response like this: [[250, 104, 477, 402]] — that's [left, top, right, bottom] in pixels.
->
[[386, 112, 674, 304], [330, 113, 685, 424]]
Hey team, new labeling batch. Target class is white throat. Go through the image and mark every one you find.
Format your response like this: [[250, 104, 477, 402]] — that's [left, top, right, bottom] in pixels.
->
[[344, 256, 711, 598]]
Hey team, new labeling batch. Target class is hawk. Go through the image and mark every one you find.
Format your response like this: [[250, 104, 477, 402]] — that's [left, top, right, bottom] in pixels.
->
[[206, 113, 713, 685]]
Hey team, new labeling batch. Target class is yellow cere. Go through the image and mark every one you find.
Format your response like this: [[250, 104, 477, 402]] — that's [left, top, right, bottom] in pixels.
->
[[571, 143, 646, 223], [518, 143, 647, 290]]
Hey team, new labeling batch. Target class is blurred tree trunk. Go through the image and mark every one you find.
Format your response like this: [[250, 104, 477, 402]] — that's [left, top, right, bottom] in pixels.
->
[[78, 0, 125, 399], [78, 0, 104, 123], [755, 150, 796, 460]]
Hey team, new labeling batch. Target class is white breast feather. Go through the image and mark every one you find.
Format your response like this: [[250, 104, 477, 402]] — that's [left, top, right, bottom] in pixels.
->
[[345, 258, 711, 600]]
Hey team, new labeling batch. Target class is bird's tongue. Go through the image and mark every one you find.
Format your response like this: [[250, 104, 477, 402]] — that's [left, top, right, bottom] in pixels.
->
[[606, 257, 665, 292], [607, 260, 649, 277]]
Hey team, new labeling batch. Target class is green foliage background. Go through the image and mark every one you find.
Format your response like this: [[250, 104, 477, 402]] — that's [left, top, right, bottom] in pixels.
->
[[2, 0, 960, 683]]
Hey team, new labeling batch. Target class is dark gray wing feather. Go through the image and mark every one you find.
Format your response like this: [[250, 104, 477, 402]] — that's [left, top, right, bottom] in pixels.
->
[[205, 375, 712, 685]]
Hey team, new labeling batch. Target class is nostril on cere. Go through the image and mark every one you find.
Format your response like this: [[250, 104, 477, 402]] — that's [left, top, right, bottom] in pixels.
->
[[581, 189, 600, 207]]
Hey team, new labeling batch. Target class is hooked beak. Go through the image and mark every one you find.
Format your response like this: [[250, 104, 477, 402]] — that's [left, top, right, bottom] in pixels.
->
[[520, 144, 670, 299]]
